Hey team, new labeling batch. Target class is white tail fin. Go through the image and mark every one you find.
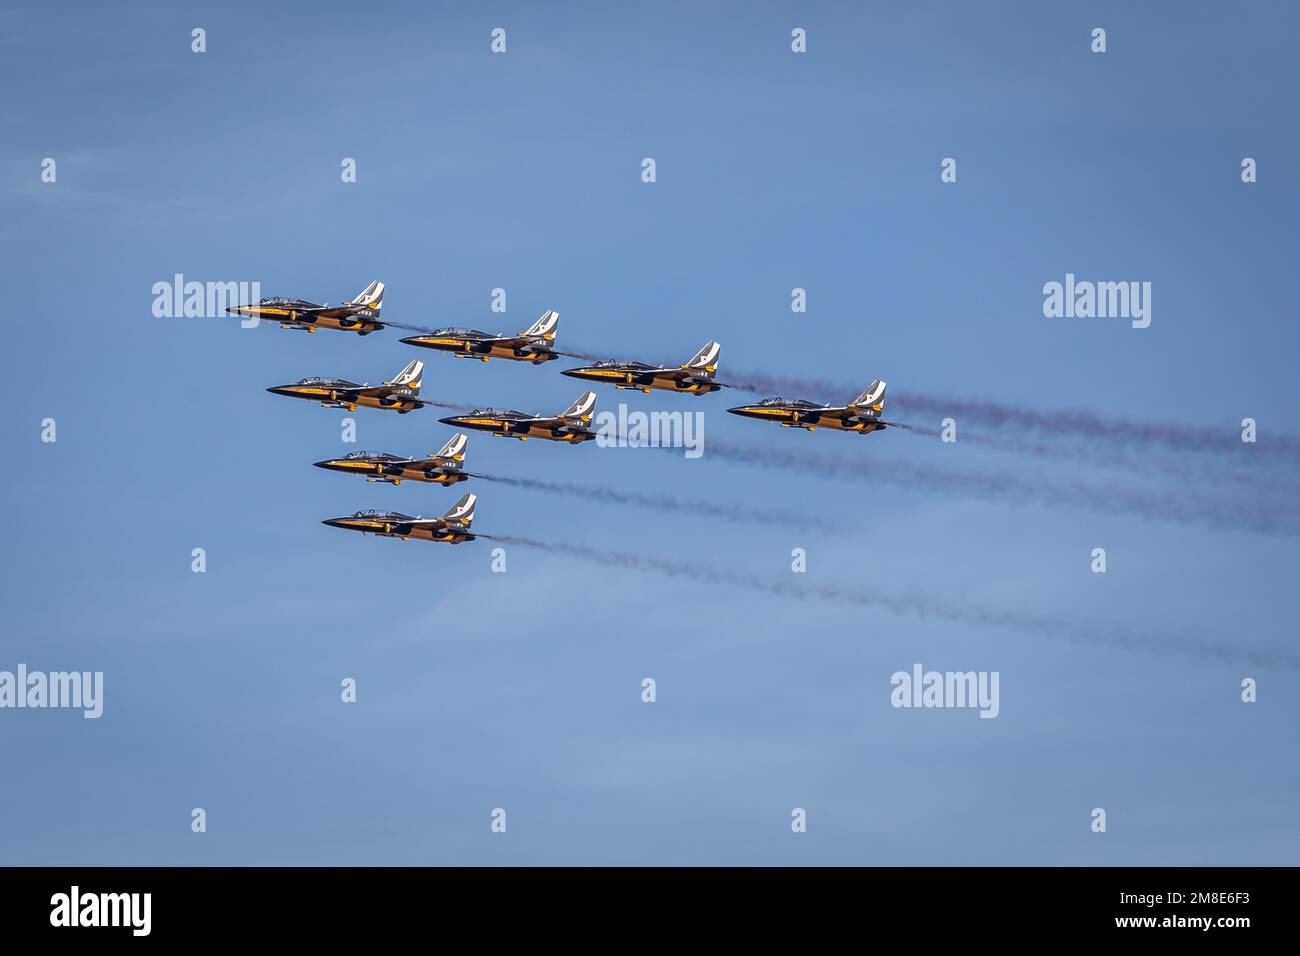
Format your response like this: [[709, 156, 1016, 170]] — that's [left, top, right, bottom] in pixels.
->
[[684, 341, 721, 375], [521, 310, 559, 340], [349, 280, 384, 310], [387, 359, 423, 391], [850, 379, 886, 412], [443, 492, 476, 526], [432, 432, 467, 461], [559, 390, 596, 422]]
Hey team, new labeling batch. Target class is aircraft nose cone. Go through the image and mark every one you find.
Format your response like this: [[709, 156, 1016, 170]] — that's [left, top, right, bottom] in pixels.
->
[[437, 416, 460, 426], [321, 518, 347, 529], [312, 460, 333, 469], [266, 386, 290, 396], [399, 335, 419, 345], [560, 369, 582, 377]]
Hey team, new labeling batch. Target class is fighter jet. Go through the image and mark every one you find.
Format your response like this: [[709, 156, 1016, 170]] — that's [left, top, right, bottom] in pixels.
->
[[266, 359, 432, 414], [561, 341, 725, 395], [727, 380, 893, 434], [399, 310, 560, 363], [227, 280, 386, 334], [313, 433, 470, 486], [322, 493, 478, 544], [438, 391, 597, 443]]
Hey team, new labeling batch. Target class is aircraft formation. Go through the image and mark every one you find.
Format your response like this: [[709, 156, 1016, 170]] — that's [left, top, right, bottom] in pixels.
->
[[236, 281, 896, 545]]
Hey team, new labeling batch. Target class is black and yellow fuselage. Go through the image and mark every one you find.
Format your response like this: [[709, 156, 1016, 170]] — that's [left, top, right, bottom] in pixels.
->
[[438, 413, 594, 443], [561, 364, 720, 395], [228, 302, 382, 335], [400, 333, 557, 363], [313, 455, 467, 485], [727, 403, 888, 434], [266, 383, 420, 414], [322, 515, 474, 543]]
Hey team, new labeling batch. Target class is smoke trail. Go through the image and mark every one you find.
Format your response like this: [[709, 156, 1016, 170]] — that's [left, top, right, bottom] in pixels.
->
[[554, 348, 611, 362], [382, 320, 441, 334], [897, 427, 1300, 498], [487, 535, 1299, 669], [551, 345, 1297, 460], [725, 368, 1300, 460], [477, 473, 836, 531], [453, 330, 1296, 463], [700, 437, 1300, 536]]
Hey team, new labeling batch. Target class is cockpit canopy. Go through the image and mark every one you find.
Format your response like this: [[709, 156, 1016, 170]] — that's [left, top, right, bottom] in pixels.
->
[[470, 408, 529, 418], [758, 397, 818, 408], [349, 509, 414, 520], [296, 376, 359, 387], [430, 327, 489, 338], [592, 359, 656, 370], [260, 297, 315, 307]]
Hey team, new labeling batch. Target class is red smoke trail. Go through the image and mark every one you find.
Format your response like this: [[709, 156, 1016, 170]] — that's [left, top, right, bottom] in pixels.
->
[[476, 474, 835, 531], [487, 535, 1299, 669], [724, 369, 1300, 460], [901, 429, 1300, 498], [700, 437, 1300, 536]]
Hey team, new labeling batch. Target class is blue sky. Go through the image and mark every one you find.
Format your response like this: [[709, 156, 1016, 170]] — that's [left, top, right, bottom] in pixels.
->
[[1, 1, 1297, 865]]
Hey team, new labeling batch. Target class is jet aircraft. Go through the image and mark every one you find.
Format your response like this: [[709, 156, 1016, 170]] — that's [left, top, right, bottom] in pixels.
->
[[727, 380, 893, 434], [313, 433, 470, 486], [266, 359, 432, 414], [438, 391, 597, 443], [400, 310, 560, 363], [322, 493, 478, 544], [561, 341, 724, 395], [227, 280, 386, 334]]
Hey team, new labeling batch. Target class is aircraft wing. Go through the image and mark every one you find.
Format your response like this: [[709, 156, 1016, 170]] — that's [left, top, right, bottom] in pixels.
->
[[295, 302, 357, 315], [656, 366, 727, 387], [516, 414, 568, 428], [653, 366, 691, 381], [397, 517, 450, 530], [478, 334, 543, 349], [353, 383, 410, 399], [322, 384, 370, 399], [400, 516, 473, 532], [284, 304, 373, 325], [510, 413, 590, 435], [821, 407, 891, 428]]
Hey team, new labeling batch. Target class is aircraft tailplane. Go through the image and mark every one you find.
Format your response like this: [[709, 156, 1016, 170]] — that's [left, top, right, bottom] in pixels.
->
[[443, 492, 476, 526], [349, 280, 384, 310], [559, 390, 596, 422], [521, 310, 559, 340], [850, 379, 887, 412], [684, 341, 721, 375], [433, 432, 468, 461], [387, 359, 423, 391]]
